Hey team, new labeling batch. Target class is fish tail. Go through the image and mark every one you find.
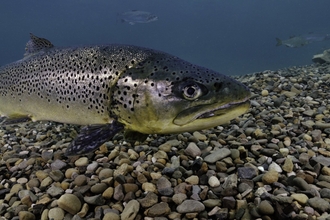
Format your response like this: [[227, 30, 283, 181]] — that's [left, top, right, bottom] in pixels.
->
[[276, 38, 282, 46]]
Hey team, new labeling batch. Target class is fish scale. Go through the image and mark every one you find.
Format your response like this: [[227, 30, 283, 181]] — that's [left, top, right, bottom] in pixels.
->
[[0, 34, 251, 155]]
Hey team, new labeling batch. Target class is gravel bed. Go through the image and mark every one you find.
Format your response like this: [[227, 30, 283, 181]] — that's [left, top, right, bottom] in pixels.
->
[[1, 63, 330, 220]]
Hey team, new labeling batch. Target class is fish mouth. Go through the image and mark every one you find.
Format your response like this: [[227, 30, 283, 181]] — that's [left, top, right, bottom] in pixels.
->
[[173, 97, 250, 126]]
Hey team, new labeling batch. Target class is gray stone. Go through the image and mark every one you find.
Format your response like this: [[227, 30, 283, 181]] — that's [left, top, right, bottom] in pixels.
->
[[204, 148, 231, 163], [121, 200, 140, 220], [51, 159, 67, 170], [138, 192, 158, 208], [308, 197, 330, 212], [320, 188, 330, 199], [237, 167, 257, 179], [258, 200, 274, 215], [84, 194, 105, 206], [177, 200, 205, 213], [157, 176, 173, 196], [47, 185, 64, 197], [147, 202, 171, 217]]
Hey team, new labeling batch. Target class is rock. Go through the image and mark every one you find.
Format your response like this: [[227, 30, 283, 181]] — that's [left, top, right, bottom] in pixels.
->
[[46, 185, 64, 197], [208, 176, 220, 187], [74, 157, 89, 166], [57, 194, 82, 215], [177, 200, 205, 213], [172, 193, 187, 205], [147, 202, 171, 217], [308, 197, 330, 212], [262, 170, 279, 184], [237, 167, 257, 179], [184, 142, 201, 158], [157, 177, 173, 196], [121, 200, 140, 220], [103, 212, 120, 220], [51, 159, 67, 170], [282, 157, 293, 173], [204, 148, 231, 163], [48, 207, 65, 220], [185, 175, 199, 185], [18, 211, 35, 220], [320, 188, 330, 199], [258, 200, 274, 215], [291, 193, 308, 205], [292, 177, 311, 190], [84, 194, 105, 206], [138, 192, 158, 208]]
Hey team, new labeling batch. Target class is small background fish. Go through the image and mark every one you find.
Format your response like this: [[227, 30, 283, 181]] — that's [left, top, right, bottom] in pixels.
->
[[118, 10, 158, 25]]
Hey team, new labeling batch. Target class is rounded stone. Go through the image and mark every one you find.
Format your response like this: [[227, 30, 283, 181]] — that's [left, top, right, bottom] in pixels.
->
[[208, 176, 220, 187], [74, 174, 88, 186], [184, 142, 201, 158], [99, 168, 113, 180], [177, 200, 205, 213], [258, 200, 274, 215], [291, 193, 308, 205], [18, 211, 35, 220], [262, 170, 279, 184], [65, 168, 79, 179], [147, 202, 171, 217], [91, 183, 108, 194], [48, 207, 65, 220], [103, 212, 120, 220], [102, 187, 114, 199], [261, 90, 269, 96], [74, 157, 89, 166], [185, 175, 199, 185], [57, 194, 82, 215]]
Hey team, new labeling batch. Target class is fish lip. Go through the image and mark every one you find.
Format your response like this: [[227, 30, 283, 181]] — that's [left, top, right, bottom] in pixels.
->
[[197, 98, 250, 120], [173, 96, 251, 126]]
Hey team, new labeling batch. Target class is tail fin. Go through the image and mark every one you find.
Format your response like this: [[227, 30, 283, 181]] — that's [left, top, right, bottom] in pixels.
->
[[276, 38, 282, 46]]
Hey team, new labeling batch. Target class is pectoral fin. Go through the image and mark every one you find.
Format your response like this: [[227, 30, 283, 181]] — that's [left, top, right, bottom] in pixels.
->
[[65, 121, 124, 156]]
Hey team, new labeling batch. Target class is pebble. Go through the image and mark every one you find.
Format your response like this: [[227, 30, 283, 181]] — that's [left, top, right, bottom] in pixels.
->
[[258, 200, 274, 215], [176, 200, 205, 213], [291, 193, 308, 205], [308, 197, 330, 212], [184, 142, 201, 158], [48, 207, 65, 220], [146, 202, 171, 217], [74, 157, 89, 166], [204, 148, 231, 163], [121, 200, 140, 220], [57, 194, 82, 215], [208, 176, 220, 187], [262, 170, 279, 184]]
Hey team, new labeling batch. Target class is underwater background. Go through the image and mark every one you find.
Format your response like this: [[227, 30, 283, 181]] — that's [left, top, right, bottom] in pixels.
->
[[1, 0, 330, 76]]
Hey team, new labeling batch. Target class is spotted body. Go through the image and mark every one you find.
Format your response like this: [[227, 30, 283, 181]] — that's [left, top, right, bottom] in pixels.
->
[[0, 34, 251, 155]]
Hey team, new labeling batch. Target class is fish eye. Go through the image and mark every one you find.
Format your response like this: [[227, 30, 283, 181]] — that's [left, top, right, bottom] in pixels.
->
[[183, 84, 202, 100]]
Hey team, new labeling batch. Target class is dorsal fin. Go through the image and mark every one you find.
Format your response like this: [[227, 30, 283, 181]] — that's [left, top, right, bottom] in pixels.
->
[[24, 33, 54, 56]]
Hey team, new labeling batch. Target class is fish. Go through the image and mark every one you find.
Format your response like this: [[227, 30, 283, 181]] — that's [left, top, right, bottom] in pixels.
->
[[276, 32, 330, 48], [118, 10, 158, 25], [276, 36, 309, 48], [0, 33, 251, 156]]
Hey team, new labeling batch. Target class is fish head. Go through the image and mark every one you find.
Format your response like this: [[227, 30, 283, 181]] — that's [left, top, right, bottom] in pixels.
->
[[111, 53, 250, 134]]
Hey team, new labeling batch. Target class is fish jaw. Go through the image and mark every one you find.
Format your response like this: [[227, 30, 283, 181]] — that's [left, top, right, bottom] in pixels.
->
[[173, 97, 250, 127]]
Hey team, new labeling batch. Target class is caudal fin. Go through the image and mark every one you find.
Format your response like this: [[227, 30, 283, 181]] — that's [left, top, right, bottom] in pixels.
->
[[276, 38, 282, 46]]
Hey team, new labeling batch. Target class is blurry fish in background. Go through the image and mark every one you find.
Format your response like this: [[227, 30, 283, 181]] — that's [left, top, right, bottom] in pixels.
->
[[276, 36, 309, 48], [118, 10, 158, 25], [276, 32, 330, 48]]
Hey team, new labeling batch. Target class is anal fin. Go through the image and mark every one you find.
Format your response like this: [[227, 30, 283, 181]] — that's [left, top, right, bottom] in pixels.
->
[[65, 121, 124, 156]]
